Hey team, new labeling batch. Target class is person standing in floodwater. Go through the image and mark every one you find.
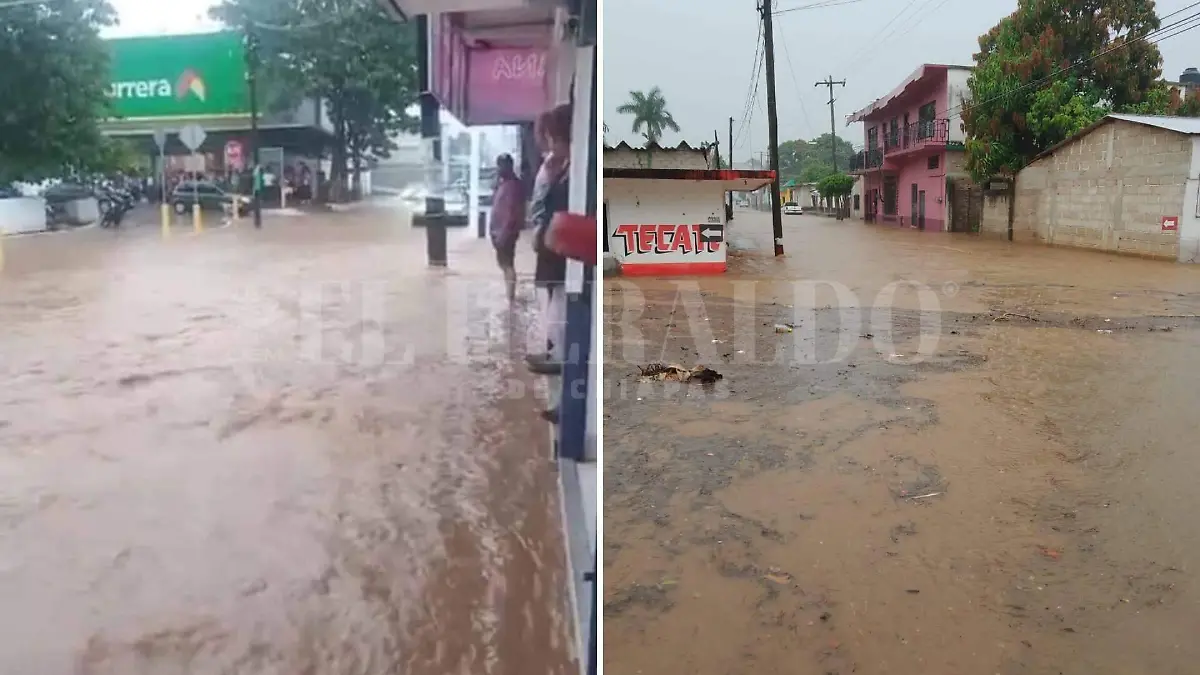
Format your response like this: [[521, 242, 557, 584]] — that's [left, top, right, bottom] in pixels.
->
[[489, 153, 526, 302], [526, 103, 572, 379]]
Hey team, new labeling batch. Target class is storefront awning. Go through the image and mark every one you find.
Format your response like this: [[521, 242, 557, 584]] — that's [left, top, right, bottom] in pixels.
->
[[603, 168, 775, 192]]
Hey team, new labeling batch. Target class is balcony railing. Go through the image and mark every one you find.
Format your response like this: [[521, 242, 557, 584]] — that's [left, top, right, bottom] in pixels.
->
[[850, 147, 884, 173], [884, 119, 950, 155]]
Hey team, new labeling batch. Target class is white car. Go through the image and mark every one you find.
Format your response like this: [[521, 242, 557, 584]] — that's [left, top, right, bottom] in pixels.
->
[[783, 201, 804, 215]]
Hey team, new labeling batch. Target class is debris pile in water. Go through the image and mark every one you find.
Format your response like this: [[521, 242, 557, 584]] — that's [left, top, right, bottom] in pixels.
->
[[637, 363, 723, 384]]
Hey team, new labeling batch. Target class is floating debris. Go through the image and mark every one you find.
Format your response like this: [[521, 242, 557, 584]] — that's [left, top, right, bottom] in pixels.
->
[[637, 363, 724, 384]]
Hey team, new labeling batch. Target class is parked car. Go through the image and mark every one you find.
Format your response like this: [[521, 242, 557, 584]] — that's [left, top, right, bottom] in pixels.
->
[[170, 181, 250, 215], [783, 201, 804, 215]]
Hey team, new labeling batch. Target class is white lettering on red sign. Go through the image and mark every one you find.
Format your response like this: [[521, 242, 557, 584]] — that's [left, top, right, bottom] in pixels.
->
[[492, 53, 545, 81]]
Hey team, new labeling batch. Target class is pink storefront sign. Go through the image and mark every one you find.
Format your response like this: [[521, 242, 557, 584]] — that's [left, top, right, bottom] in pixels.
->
[[465, 48, 547, 125]]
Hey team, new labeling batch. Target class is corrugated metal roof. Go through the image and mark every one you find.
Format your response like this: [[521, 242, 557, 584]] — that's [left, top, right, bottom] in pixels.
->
[[603, 141, 710, 155], [1107, 113, 1200, 134]]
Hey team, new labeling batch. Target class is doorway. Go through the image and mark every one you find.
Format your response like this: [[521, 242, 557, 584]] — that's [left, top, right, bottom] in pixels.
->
[[910, 183, 918, 227], [917, 190, 926, 230]]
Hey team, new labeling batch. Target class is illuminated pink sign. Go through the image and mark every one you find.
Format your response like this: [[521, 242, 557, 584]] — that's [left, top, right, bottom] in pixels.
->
[[464, 48, 548, 125]]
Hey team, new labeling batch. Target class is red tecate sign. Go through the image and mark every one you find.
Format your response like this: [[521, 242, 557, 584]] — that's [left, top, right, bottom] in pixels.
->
[[611, 224, 723, 257]]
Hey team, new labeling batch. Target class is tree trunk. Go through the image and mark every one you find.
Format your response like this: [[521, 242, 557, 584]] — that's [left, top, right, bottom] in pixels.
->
[[330, 97, 347, 203], [350, 133, 363, 201]]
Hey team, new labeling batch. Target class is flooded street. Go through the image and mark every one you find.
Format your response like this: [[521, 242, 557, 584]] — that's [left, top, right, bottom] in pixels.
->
[[0, 207, 573, 674], [603, 211, 1200, 675]]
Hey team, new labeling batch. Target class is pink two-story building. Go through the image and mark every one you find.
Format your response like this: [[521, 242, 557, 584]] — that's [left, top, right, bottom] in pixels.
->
[[848, 64, 972, 232]]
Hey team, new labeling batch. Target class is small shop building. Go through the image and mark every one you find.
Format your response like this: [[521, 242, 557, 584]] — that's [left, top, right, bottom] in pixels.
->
[[604, 143, 774, 275]]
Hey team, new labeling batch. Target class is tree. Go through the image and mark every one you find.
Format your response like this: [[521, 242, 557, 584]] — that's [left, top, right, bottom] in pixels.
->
[[777, 133, 854, 184], [615, 87, 680, 144], [817, 172, 855, 219], [962, 0, 1182, 182], [211, 0, 419, 201], [0, 0, 118, 184]]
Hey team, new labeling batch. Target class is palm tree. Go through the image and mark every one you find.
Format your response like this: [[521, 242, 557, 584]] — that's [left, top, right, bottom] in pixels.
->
[[616, 87, 680, 145]]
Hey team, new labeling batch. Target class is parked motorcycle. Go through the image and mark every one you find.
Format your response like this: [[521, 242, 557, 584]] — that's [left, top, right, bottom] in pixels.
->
[[98, 187, 135, 228]]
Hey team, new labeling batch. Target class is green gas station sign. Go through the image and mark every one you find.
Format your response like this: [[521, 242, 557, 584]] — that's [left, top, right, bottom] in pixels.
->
[[106, 32, 249, 120]]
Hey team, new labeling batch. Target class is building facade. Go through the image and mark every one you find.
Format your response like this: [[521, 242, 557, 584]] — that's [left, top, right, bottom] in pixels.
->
[[1003, 114, 1200, 262], [847, 64, 971, 232], [378, 2, 598, 672]]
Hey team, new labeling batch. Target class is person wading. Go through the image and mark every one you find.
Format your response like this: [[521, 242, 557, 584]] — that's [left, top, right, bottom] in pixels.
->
[[489, 154, 525, 302]]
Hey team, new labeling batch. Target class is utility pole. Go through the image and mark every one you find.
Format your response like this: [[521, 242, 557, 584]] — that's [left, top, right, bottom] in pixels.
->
[[760, 0, 784, 255], [245, 25, 263, 228], [713, 129, 721, 167], [815, 75, 846, 172], [728, 116, 734, 217]]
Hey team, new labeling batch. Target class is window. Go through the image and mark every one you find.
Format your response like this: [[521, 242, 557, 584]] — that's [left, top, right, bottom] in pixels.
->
[[918, 101, 937, 139], [854, 194, 861, 210], [867, 126, 879, 150], [928, 155, 940, 170], [883, 176, 898, 215]]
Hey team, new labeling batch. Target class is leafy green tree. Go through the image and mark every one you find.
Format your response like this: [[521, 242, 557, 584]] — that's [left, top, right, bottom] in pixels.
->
[[962, 0, 1176, 182], [0, 0, 117, 183], [616, 87, 680, 144], [778, 133, 854, 183], [817, 172, 855, 219], [211, 0, 419, 201]]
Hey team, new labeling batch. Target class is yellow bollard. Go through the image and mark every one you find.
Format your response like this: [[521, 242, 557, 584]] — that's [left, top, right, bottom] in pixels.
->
[[193, 202, 202, 234], [232, 195, 241, 222], [160, 203, 171, 238]]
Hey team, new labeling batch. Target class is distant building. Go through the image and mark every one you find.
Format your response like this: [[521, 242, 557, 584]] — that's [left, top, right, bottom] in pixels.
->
[[847, 63, 973, 232], [604, 143, 773, 275], [1166, 67, 1200, 98]]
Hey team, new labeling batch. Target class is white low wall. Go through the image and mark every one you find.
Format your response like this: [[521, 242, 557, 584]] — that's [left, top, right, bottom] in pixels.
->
[[0, 198, 47, 235]]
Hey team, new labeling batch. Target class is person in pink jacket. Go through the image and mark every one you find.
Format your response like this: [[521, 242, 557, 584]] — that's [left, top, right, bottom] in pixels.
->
[[488, 153, 526, 301]]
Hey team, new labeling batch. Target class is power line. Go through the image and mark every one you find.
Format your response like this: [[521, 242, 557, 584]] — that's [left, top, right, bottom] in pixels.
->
[[869, 0, 954, 54], [945, 10, 1200, 121], [778, 25, 815, 138], [842, 0, 921, 71], [1161, 0, 1200, 21], [735, 24, 765, 149], [774, 0, 867, 16]]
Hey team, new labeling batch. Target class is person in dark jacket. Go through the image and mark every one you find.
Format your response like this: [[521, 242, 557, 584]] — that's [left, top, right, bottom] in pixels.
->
[[526, 103, 573, 377]]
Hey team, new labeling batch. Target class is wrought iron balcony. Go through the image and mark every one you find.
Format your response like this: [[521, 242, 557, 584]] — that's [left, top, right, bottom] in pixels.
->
[[850, 147, 883, 173], [884, 119, 950, 155]]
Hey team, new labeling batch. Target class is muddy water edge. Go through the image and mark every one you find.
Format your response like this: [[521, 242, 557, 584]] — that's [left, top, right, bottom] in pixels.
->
[[603, 224, 1200, 675]]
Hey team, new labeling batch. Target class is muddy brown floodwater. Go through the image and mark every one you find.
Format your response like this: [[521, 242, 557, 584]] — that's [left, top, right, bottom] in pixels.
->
[[0, 208, 573, 674], [604, 211, 1200, 675]]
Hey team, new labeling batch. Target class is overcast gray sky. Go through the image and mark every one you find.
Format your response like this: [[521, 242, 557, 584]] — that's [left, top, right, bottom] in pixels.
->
[[104, 0, 219, 37], [602, 0, 1198, 162]]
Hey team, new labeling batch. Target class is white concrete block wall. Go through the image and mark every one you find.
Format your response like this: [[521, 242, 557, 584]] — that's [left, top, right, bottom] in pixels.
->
[[1180, 137, 1200, 263], [1012, 120, 1192, 258], [946, 68, 971, 144]]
